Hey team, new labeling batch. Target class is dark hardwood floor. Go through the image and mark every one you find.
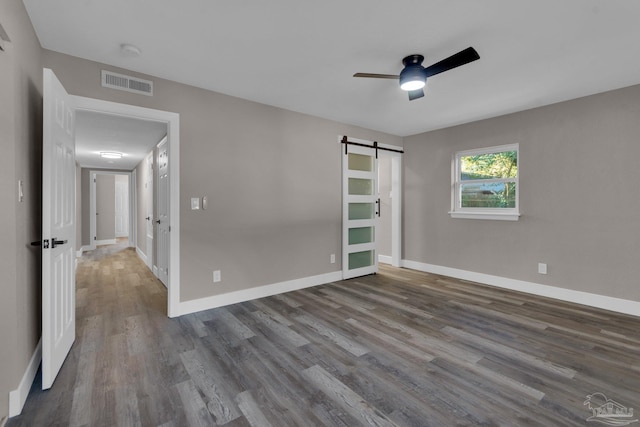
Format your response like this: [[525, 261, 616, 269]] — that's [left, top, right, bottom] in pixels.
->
[[8, 242, 640, 426]]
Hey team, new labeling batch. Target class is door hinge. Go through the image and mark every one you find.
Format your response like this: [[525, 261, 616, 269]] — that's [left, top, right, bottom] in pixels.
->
[[43, 239, 50, 249], [94, 236, 96, 240], [169, 225, 171, 232]]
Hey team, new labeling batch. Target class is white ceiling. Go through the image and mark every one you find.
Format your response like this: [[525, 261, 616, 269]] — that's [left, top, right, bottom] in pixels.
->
[[75, 110, 166, 169], [23, 0, 640, 137]]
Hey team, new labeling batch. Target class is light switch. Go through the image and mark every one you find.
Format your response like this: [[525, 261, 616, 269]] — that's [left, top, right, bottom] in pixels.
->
[[202, 196, 208, 210], [191, 197, 200, 210]]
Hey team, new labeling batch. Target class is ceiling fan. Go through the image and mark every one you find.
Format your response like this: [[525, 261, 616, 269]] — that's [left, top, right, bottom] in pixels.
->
[[353, 47, 480, 100]]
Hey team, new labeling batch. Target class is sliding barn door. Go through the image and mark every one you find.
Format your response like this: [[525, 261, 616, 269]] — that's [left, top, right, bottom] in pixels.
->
[[342, 144, 378, 279]]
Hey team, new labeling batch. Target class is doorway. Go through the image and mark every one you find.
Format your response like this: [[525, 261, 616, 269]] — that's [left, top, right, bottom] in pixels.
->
[[89, 171, 132, 249], [377, 150, 402, 267], [73, 96, 180, 317]]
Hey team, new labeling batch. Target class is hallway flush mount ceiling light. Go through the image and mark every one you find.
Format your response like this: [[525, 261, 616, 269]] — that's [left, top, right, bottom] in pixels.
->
[[120, 43, 141, 57], [100, 151, 123, 159]]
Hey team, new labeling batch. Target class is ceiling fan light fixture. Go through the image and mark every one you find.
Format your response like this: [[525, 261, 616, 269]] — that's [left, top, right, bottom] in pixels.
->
[[399, 66, 426, 91], [400, 78, 425, 91], [100, 151, 123, 159]]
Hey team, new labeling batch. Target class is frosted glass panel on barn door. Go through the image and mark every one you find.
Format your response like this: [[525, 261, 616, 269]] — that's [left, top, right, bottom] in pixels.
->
[[342, 144, 378, 279]]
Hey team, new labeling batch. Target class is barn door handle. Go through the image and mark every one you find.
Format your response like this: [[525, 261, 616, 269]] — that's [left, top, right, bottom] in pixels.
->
[[51, 238, 67, 249], [375, 198, 381, 217]]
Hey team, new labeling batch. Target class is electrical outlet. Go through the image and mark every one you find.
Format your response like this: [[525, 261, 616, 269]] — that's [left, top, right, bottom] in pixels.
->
[[213, 270, 221, 283], [330, 254, 336, 264], [538, 263, 547, 275]]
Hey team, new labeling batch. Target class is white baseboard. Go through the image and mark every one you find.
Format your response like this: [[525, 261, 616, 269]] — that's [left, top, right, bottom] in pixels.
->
[[378, 255, 392, 265], [177, 270, 343, 316], [136, 247, 148, 265], [9, 338, 42, 417], [95, 239, 116, 246], [402, 259, 640, 317]]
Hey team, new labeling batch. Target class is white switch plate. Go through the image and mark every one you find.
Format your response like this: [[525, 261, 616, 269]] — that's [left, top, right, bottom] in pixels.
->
[[213, 270, 221, 282], [191, 197, 200, 210], [330, 254, 336, 264], [202, 196, 208, 210], [538, 263, 547, 274]]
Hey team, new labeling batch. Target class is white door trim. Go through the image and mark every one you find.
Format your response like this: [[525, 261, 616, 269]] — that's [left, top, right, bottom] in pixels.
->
[[73, 96, 180, 318]]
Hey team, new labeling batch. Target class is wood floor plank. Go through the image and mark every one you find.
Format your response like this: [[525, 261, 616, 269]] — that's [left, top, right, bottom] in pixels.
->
[[301, 365, 397, 427]]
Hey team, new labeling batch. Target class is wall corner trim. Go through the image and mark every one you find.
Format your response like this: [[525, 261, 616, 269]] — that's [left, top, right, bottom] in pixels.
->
[[9, 338, 42, 417], [174, 271, 343, 317], [402, 259, 640, 318]]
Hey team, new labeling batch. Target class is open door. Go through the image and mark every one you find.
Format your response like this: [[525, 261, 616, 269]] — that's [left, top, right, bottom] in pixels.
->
[[156, 137, 169, 286], [42, 68, 76, 389]]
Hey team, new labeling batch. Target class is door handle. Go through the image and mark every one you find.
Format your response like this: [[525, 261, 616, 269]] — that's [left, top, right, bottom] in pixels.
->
[[31, 241, 41, 246], [155, 219, 161, 224], [375, 198, 381, 217], [145, 217, 150, 221], [51, 238, 67, 249]]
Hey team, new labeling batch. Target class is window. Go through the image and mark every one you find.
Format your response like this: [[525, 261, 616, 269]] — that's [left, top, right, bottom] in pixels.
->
[[451, 144, 520, 221]]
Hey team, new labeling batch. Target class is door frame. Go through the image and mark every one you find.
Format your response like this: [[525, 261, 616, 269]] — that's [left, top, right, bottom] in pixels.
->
[[339, 135, 403, 276], [74, 96, 181, 317], [379, 150, 403, 267]]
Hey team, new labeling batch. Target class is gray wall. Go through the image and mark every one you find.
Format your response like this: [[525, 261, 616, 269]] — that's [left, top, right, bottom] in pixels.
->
[[404, 84, 640, 302], [42, 50, 403, 302], [96, 174, 116, 241], [0, 2, 42, 421]]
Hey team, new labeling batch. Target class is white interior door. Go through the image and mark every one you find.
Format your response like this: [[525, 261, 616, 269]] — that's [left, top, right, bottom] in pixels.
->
[[156, 138, 169, 286], [42, 68, 76, 390], [115, 176, 129, 238], [145, 153, 154, 270], [342, 143, 379, 279]]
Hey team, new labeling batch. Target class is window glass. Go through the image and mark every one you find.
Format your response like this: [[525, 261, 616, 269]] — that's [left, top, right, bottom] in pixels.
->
[[452, 144, 519, 220]]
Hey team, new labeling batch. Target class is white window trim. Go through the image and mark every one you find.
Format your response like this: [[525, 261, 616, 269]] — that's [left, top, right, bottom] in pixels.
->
[[450, 143, 520, 221]]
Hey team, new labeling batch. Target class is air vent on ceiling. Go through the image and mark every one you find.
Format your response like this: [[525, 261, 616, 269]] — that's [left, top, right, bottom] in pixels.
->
[[101, 70, 153, 96]]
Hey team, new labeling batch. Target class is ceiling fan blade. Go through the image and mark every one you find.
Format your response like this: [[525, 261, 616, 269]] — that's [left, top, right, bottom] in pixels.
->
[[353, 73, 400, 79], [423, 47, 480, 78], [408, 89, 424, 101]]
